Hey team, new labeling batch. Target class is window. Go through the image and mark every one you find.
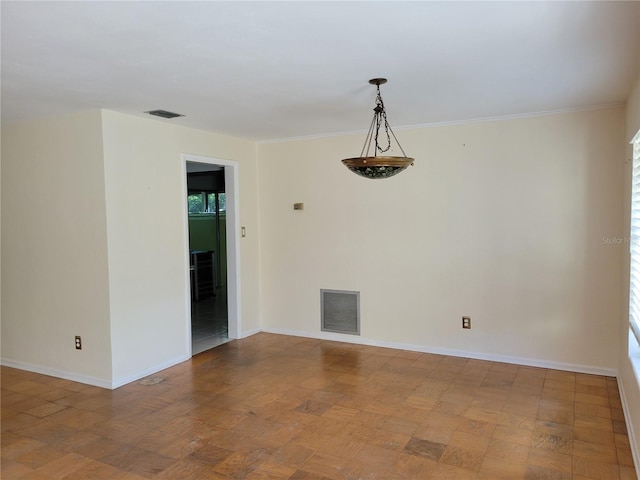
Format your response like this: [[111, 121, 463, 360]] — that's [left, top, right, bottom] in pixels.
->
[[629, 132, 640, 370], [188, 193, 206, 214], [217, 192, 226, 212], [188, 192, 225, 215]]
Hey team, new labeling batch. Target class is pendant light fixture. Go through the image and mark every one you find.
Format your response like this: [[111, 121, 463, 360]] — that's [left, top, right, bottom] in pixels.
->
[[342, 78, 414, 179]]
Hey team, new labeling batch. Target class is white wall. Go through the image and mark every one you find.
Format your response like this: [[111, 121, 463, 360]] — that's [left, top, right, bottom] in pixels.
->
[[258, 107, 625, 373], [1, 111, 113, 385], [621, 74, 640, 471], [1, 110, 261, 388], [100, 111, 260, 386]]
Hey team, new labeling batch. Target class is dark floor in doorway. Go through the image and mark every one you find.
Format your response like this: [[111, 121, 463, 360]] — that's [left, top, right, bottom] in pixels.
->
[[191, 287, 229, 354]]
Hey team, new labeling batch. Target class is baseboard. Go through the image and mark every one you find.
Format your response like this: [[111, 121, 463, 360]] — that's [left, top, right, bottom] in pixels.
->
[[239, 328, 262, 339], [1, 353, 195, 390], [110, 353, 191, 389], [2, 330, 619, 391], [618, 377, 640, 479], [0, 357, 112, 389], [260, 327, 618, 377]]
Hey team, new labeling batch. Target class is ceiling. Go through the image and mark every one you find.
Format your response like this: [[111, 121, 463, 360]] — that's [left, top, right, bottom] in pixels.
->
[[2, 1, 639, 143]]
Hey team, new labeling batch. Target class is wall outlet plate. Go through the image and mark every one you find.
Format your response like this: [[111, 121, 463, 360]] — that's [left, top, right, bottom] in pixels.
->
[[75, 336, 82, 349], [462, 316, 471, 329]]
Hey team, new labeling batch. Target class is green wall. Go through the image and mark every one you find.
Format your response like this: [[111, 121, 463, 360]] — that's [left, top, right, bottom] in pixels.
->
[[188, 214, 227, 286]]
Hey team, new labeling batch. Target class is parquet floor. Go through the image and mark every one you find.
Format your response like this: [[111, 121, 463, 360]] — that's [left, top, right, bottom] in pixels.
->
[[1, 333, 638, 479]]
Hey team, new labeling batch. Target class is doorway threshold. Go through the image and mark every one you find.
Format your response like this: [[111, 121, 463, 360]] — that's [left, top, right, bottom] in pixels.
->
[[192, 336, 231, 355]]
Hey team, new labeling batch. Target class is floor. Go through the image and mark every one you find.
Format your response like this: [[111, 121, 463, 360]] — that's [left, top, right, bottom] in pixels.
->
[[191, 288, 229, 355], [1, 333, 637, 480]]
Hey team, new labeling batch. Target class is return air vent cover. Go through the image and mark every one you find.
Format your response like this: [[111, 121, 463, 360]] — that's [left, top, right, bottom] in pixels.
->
[[145, 109, 184, 119], [321, 289, 360, 335]]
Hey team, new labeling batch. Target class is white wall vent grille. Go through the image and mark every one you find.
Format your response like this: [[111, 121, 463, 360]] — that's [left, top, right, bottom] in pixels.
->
[[321, 289, 360, 335]]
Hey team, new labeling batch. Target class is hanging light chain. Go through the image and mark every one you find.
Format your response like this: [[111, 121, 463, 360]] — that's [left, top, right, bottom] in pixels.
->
[[360, 114, 378, 158], [373, 84, 392, 154]]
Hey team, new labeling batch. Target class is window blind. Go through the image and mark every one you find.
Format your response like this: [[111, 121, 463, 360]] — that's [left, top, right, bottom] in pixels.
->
[[630, 135, 640, 345]]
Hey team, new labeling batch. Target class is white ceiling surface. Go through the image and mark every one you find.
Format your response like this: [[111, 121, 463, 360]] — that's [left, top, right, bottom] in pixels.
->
[[2, 1, 639, 142]]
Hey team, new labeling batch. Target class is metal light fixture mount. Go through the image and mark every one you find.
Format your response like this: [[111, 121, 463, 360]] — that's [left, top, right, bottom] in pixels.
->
[[342, 78, 414, 179]]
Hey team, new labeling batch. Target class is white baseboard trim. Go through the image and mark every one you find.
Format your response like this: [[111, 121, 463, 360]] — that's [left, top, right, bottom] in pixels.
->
[[260, 327, 618, 377], [618, 377, 640, 479], [0, 357, 112, 389], [2, 330, 619, 391], [110, 354, 191, 389], [239, 328, 262, 339], [1, 354, 193, 390]]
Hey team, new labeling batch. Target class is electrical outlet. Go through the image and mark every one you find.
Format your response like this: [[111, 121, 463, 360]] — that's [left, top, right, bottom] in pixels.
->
[[462, 316, 471, 329], [75, 336, 82, 350]]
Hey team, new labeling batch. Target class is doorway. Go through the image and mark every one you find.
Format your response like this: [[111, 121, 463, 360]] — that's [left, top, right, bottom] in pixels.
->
[[182, 154, 241, 355]]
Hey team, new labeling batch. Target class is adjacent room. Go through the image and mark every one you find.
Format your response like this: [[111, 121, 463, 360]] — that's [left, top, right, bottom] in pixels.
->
[[186, 161, 230, 354], [1, 2, 639, 479]]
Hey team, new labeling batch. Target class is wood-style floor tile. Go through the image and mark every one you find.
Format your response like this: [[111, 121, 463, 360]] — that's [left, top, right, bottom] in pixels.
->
[[403, 437, 446, 461], [485, 437, 530, 465], [524, 463, 572, 479], [478, 454, 527, 479], [428, 461, 478, 479], [0, 460, 33, 479], [1, 333, 637, 479], [439, 444, 485, 472], [573, 456, 621, 480], [528, 447, 573, 475]]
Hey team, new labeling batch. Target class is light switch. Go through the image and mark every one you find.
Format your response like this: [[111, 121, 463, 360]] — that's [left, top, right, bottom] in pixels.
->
[[294, 203, 304, 210]]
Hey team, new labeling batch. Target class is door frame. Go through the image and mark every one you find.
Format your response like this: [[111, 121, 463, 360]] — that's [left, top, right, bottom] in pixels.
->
[[181, 153, 241, 351]]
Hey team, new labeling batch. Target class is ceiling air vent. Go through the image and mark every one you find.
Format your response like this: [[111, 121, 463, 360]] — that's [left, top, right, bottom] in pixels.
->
[[145, 109, 184, 119], [321, 289, 360, 335]]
